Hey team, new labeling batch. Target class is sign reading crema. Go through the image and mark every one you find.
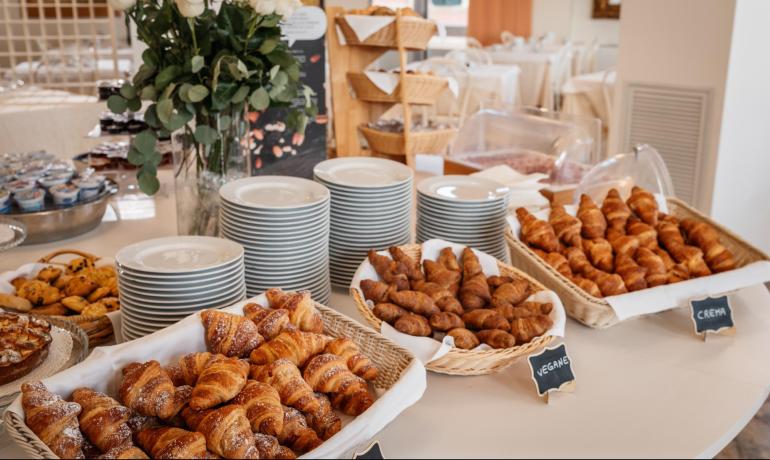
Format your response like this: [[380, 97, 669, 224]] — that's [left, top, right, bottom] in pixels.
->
[[527, 343, 576, 403], [690, 295, 736, 340], [354, 441, 384, 459]]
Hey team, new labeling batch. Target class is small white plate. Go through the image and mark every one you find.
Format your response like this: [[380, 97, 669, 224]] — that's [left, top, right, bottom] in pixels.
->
[[220, 200, 330, 220], [417, 191, 507, 210], [220, 211, 329, 231], [119, 283, 245, 306], [119, 276, 245, 300], [116, 236, 243, 274], [120, 287, 247, 312], [220, 176, 329, 210], [219, 219, 328, 241], [316, 175, 412, 194], [314, 157, 412, 189], [417, 175, 510, 203], [117, 260, 243, 285]]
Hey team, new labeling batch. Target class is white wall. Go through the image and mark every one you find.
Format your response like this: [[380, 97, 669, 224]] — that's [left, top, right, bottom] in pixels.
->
[[710, 0, 770, 253]]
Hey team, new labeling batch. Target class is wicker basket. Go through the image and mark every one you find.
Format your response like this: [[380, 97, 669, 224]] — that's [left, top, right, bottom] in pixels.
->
[[3, 302, 422, 459], [506, 197, 770, 329], [35, 249, 116, 346], [347, 72, 448, 105], [359, 125, 455, 156], [351, 244, 555, 376], [335, 15, 437, 50]]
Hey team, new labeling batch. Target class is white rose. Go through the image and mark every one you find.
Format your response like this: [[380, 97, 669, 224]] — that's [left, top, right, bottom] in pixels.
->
[[176, 0, 205, 17], [275, 0, 302, 18], [107, 0, 136, 10], [250, 0, 277, 15]]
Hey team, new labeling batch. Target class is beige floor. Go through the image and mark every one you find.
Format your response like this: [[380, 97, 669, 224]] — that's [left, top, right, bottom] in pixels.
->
[[717, 396, 770, 458]]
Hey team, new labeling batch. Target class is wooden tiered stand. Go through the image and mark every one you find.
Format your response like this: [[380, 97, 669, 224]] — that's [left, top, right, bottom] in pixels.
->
[[327, 7, 456, 167]]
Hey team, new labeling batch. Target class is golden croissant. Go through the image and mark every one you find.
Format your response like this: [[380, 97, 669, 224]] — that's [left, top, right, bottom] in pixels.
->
[[243, 303, 295, 341], [260, 359, 320, 414], [119, 361, 190, 420], [181, 405, 260, 459], [136, 426, 208, 459], [249, 330, 331, 367], [166, 352, 213, 387], [549, 202, 582, 248], [266, 288, 324, 333], [516, 207, 560, 252], [303, 354, 374, 416], [190, 355, 249, 410], [324, 337, 379, 381], [577, 194, 607, 239], [22, 381, 84, 459], [200, 309, 264, 358], [72, 387, 133, 454], [233, 380, 284, 436]]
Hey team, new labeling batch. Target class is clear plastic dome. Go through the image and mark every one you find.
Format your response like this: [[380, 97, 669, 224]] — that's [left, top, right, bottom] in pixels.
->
[[447, 108, 601, 187], [574, 144, 675, 204]]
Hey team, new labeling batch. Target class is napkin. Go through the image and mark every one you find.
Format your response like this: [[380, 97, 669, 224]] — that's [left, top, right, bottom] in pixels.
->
[[471, 165, 550, 210], [343, 15, 395, 41], [364, 70, 400, 95]]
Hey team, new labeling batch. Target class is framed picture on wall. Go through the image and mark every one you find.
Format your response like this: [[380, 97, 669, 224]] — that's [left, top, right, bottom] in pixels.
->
[[592, 0, 620, 19]]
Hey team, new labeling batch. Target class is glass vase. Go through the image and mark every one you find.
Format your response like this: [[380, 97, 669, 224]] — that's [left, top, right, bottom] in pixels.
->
[[173, 107, 249, 236]]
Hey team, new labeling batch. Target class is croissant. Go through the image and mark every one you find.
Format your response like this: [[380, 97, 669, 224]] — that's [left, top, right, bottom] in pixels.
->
[[438, 247, 461, 272], [577, 194, 607, 239], [627, 186, 659, 226], [388, 246, 424, 282], [119, 361, 190, 420], [249, 331, 330, 367], [254, 433, 296, 460], [668, 263, 691, 283], [423, 259, 462, 295], [564, 246, 592, 275], [372, 302, 407, 323], [570, 275, 602, 297], [394, 313, 432, 337], [654, 247, 676, 271], [447, 328, 480, 349], [511, 301, 553, 319], [601, 189, 632, 230], [549, 202, 582, 248], [136, 426, 208, 459], [429, 311, 465, 332], [656, 220, 686, 251], [359, 279, 393, 304], [266, 289, 324, 333], [304, 393, 341, 441], [606, 226, 640, 256], [190, 355, 249, 410], [181, 405, 259, 459], [166, 352, 213, 387], [583, 266, 628, 297], [615, 252, 648, 292], [200, 310, 264, 358], [243, 304, 294, 340], [542, 252, 573, 278], [680, 218, 736, 273], [388, 290, 440, 316], [486, 275, 514, 289], [516, 207, 560, 252], [490, 278, 531, 309], [634, 248, 668, 287], [260, 359, 319, 414], [303, 354, 374, 416], [626, 217, 658, 250], [279, 407, 323, 454], [72, 387, 132, 453], [99, 445, 149, 459], [367, 250, 409, 291], [510, 315, 553, 343], [22, 381, 84, 459], [324, 338, 379, 381], [412, 280, 464, 315], [672, 245, 711, 277], [462, 310, 510, 332], [233, 380, 284, 436], [583, 238, 614, 272], [476, 329, 516, 348]]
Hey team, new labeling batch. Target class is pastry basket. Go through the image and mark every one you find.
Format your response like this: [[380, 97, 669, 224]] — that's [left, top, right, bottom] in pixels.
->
[[335, 15, 437, 50], [506, 197, 770, 329], [350, 244, 555, 376]]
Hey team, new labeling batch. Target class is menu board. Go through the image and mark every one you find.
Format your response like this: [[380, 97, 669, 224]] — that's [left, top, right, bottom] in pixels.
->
[[249, 1, 327, 179]]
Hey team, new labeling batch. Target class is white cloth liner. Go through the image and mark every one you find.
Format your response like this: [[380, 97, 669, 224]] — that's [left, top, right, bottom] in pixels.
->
[[363, 71, 400, 95], [350, 239, 567, 364], [506, 201, 770, 321], [3, 293, 428, 459], [470, 165, 550, 211], [342, 15, 430, 43]]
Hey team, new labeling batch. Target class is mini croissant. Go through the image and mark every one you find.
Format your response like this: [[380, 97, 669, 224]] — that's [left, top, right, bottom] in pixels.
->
[[190, 355, 249, 410], [249, 330, 330, 367], [136, 426, 208, 459], [233, 380, 284, 436], [516, 207, 560, 252], [490, 278, 531, 309], [388, 290, 440, 316], [266, 289, 324, 333], [627, 186, 659, 226], [423, 259, 461, 296], [166, 352, 213, 387], [549, 202, 582, 248], [304, 393, 342, 441], [181, 405, 260, 459], [359, 279, 393, 304], [601, 188, 632, 230], [367, 250, 409, 291], [324, 337, 379, 381], [200, 310, 264, 358], [462, 310, 510, 331], [119, 361, 190, 420], [303, 354, 374, 416], [389, 246, 424, 282], [243, 303, 295, 341], [260, 359, 320, 414], [577, 194, 607, 239], [72, 387, 133, 453], [22, 381, 84, 459]]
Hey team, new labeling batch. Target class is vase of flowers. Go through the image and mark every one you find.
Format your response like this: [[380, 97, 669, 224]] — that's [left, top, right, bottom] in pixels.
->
[[106, 0, 314, 236]]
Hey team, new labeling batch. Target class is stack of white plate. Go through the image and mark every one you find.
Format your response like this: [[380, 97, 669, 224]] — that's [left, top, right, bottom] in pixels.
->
[[417, 175, 510, 262], [218, 176, 331, 303], [115, 236, 246, 341], [314, 157, 413, 287]]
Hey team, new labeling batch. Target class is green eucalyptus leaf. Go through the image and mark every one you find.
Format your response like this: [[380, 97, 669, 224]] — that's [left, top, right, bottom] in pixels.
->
[[226, 58, 249, 81], [211, 82, 238, 110], [133, 64, 156, 87], [164, 106, 194, 131], [194, 125, 220, 145], [107, 95, 127, 114], [141, 161, 158, 177], [267, 49, 294, 68], [161, 82, 177, 101], [230, 86, 249, 104], [140, 85, 158, 101], [120, 83, 136, 100], [144, 105, 161, 128], [133, 130, 157, 155], [127, 97, 142, 112], [149, 152, 163, 168], [127, 147, 145, 166], [137, 170, 160, 195], [269, 65, 280, 81], [286, 63, 300, 82], [157, 99, 175, 124], [259, 38, 278, 54], [191, 55, 205, 73], [142, 48, 159, 68], [179, 83, 193, 103], [154, 65, 182, 91], [249, 87, 270, 111], [188, 85, 210, 103]]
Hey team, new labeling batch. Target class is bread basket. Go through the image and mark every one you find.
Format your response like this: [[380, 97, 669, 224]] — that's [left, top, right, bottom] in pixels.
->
[[350, 243, 560, 376], [506, 197, 770, 329], [335, 15, 436, 50], [3, 296, 426, 459], [359, 125, 455, 156], [347, 72, 448, 105]]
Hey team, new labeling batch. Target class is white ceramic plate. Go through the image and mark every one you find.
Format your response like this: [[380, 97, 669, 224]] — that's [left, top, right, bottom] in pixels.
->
[[416, 192, 507, 210], [116, 236, 243, 274], [116, 260, 243, 285], [119, 276, 245, 301], [219, 200, 330, 220], [417, 175, 510, 203], [313, 157, 412, 189], [120, 287, 247, 312], [119, 283, 246, 306], [219, 219, 328, 241], [220, 176, 329, 210], [220, 212, 329, 231], [317, 175, 412, 194]]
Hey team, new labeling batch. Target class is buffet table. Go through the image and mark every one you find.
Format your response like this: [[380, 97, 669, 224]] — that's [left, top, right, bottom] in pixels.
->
[[2, 170, 770, 458]]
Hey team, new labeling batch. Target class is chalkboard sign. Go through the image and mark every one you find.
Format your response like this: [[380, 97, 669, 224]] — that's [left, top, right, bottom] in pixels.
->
[[690, 295, 735, 336], [527, 344, 576, 398], [354, 441, 384, 460]]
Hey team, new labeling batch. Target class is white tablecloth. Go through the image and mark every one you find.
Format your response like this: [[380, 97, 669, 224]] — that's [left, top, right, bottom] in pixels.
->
[[561, 70, 617, 128], [488, 49, 561, 108]]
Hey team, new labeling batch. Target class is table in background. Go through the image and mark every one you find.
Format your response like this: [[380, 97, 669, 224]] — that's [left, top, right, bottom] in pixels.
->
[[562, 70, 617, 129], [488, 49, 562, 108]]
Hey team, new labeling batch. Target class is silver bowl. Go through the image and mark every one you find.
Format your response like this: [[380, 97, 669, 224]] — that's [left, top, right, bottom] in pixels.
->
[[6, 179, 119, 245]]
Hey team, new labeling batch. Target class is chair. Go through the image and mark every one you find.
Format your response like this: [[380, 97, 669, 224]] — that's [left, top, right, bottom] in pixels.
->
[[446, 48, 492, 65], [600, 67, 616, 132], [548, 43, 574, 111], [466, 37, 483, 49]]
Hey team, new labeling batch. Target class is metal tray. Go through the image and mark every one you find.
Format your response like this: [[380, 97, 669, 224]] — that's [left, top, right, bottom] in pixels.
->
[[4, 179, 118, 245]]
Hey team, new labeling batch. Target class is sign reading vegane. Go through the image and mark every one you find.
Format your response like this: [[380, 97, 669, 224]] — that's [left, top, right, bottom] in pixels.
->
[[527, 344, 576, 403], [690, 295, 735, 340], [353, 441, 384, 459]]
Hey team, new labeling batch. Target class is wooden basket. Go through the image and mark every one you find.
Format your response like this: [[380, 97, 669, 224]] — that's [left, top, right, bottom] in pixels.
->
[[335, 15, 437, 50], [359, 125, 455, 156], [3, 302, 421, 459], [506, 197, 770, 329], [37, 249, 115, 346], [347, 72, 448, 105], [351, 244, 554, 375]]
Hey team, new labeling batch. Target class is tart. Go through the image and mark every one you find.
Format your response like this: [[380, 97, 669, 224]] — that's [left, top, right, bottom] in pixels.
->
[[0, 313, 53, 385]]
